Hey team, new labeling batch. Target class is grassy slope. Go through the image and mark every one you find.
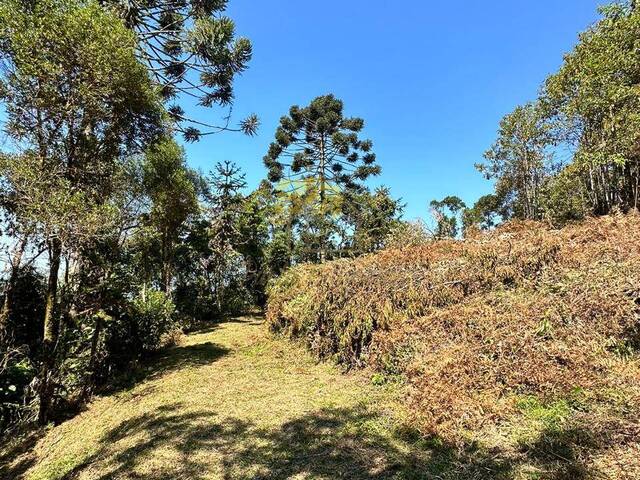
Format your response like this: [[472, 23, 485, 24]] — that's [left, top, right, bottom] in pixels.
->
[[2, 316, 447, 480], [4, 315, 635, 480]]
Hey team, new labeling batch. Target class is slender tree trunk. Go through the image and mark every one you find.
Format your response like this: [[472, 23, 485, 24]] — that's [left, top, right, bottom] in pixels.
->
[[634, 162, 639, 210], [287, 214, 295, 267], [162, 261, 172, 297], [83, 313, 103, 400], [38, 237, 62, 425], [0, 236, 27, 343], [319, 134, 327, 263], [161, 231, 173, 298]]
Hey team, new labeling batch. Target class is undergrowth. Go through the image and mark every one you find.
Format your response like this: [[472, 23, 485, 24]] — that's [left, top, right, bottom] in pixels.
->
[[266, 214, 640, 478]]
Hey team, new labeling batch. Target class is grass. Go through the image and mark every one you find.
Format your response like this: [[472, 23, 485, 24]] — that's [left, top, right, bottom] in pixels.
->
[[2, 315, 637, 480], [0, 316, 436, 479]]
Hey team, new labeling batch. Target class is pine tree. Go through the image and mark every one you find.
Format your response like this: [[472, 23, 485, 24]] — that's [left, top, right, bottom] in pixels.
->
[[207, 161, 246, 309]]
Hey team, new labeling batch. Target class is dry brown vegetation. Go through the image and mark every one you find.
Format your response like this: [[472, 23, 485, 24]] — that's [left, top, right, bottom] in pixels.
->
[[267, 214, 640, 477]]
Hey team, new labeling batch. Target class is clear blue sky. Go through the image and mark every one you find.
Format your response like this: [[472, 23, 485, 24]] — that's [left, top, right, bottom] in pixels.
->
[[183, 0, 603, 221]]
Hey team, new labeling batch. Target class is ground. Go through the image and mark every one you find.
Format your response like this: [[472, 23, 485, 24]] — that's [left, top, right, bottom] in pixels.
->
[[7, 316, 626, 480], [1, 316, 449, 480]]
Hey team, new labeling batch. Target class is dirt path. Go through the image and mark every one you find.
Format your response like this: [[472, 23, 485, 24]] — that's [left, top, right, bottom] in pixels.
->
[[7, 316, 438, 480]]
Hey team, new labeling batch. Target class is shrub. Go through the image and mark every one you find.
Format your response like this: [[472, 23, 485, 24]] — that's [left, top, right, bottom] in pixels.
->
[[266, 214, 640, 443], [0, 345, 36, 430], [130, 290, 177, 354]]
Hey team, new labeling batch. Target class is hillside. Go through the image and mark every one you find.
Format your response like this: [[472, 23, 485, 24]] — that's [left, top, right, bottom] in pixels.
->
[[1, 215, 638, 480], [267, 214, 640, 479]]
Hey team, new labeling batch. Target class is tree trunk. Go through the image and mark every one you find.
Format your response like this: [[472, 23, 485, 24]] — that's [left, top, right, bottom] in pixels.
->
[[38, 237, 62, 425], [0, 236, 27, 343], [161, 231, 173, 298], [319, 134, 327, 263], [83, 313, 103, 400]]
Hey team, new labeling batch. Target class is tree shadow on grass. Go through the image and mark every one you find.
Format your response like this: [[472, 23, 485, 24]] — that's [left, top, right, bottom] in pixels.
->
[[0, 429, 44, 480], [58, 403, 517, 480], [55, 400, 628, 480], [104, 340, 231, 395]]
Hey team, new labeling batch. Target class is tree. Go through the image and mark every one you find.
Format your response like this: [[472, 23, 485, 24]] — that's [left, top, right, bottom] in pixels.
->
[[478, 103, 554, 221], [104, 0, 258, 140], [543, 2, 640, 214], [142, 138, 200, 296], [263, 94, 381, 261], [461, 194, 502, 235], [0, 0, 163, 423], [430, 196, 466, 238], [207, 161, 247, 309], [235, 187, 271, 305], [341, 187, 404, 255]]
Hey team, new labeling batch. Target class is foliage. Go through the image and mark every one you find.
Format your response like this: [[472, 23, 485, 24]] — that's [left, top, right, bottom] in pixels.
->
[[267, 214, 640, 446], [478, 2, 640, 224], [341, 187, 404, 255], [478, 102, 554, 221], [461, 193, 502, 234], [129, 290, 177, 354], [142, 137, 200, 294], [543, 1, 640, 214], [0, 0, 169, 424], [206, 161, 248, 309], [104, 0, 258, 139], [0, 0, 258, 433], [429, 195, 466, 238], [263, 94, 381, 261]]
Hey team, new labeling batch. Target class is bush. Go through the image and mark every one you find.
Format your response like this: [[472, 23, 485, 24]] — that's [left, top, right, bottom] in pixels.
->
[[0, 345, 36, 430], [129, 290, 177, 354], [266, 214, 640, 443]]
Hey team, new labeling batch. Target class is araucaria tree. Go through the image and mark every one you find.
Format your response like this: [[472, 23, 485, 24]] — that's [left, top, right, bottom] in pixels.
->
[[105, 0, 259, 139], [263, 94, 380, 261], [207, 161, 247, 309]]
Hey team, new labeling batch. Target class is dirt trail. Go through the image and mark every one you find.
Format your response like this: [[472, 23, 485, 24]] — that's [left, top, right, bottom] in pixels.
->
[[6, 316, 436, 480]]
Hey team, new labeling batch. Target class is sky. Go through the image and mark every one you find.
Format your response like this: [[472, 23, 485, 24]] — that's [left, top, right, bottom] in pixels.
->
[[182, 0, 603, 221]]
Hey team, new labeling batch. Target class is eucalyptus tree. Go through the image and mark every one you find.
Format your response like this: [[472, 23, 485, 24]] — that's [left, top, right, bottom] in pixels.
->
[[478, 102, 553, 221], [429, 196, 466, 239], [263, 94, 380, 261], [0, 0, 164, 423], [104, 0, 258, 140], [142, 137, 200, 296]]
